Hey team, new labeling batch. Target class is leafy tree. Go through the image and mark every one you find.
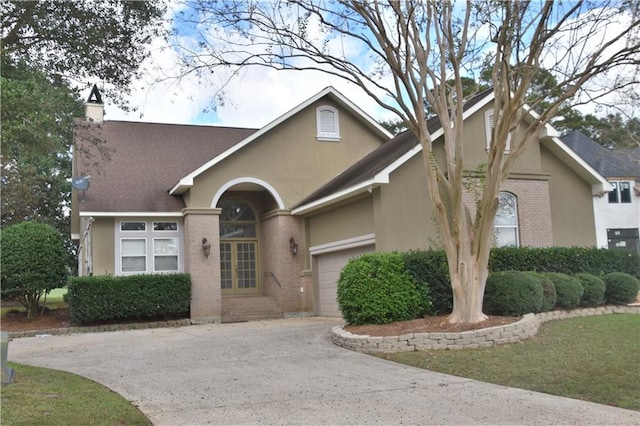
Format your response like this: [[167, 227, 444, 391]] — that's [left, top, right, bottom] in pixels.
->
[[174, 1, 639, 323], [1, 0, 166, 105], [1, 0, 166, 271], [1, 222, 68, 318]]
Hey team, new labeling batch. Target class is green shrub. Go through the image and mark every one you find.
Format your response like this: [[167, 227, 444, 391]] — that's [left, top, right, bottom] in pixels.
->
[[574, 273, 606, 307], [337, 253, 427, 325], [0, 222, 68, 318], [603, 272, 640, 305], [67, 274, 191, 325], [544, 272, 583, 309], [523, 272, 556, 312], [490, 247, 640, 279], [402, 250, 452, 314], [483, 271, 543, 316]]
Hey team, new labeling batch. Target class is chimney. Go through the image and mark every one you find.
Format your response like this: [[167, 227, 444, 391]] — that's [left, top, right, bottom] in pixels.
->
[[85, 84, 104, 123]]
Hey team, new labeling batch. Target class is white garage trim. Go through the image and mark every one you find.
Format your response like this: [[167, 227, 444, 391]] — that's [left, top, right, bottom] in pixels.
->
[[309, 233, 375, 256]]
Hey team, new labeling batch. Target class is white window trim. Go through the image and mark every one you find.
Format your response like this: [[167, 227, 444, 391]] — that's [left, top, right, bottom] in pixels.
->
[[608, 180, 632, 204], [152, 236, 180, 272], [316, 105, 341, 141], [485, 109, 511, 154], [121, 237, 147, 274], [494, 192, 520, 247], [115, 220, 183, 275]]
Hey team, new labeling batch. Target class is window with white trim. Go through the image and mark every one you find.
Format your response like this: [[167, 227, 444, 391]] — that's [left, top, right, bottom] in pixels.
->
[[116, 220, 182, 274], [494, 192, 519, 247], [316, 105, 340, 141], [485, 109, 511, 153], [608, 181, 632, 204]]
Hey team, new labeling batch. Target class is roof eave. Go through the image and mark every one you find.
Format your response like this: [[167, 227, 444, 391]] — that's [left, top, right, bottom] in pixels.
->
[[292, 176, 387, 216], [540, 135, 612, 194]]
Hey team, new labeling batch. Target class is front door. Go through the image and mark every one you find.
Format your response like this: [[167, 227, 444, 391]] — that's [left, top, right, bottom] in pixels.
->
[[219, 197, 260, 295], [220, 241, 258, 295]]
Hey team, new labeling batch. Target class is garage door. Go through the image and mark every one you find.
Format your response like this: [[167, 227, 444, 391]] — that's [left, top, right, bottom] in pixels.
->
[[316, 245, 375, 317]]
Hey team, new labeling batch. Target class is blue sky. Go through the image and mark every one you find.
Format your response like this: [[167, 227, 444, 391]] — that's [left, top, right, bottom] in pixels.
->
[[90, 1, 637, 127]]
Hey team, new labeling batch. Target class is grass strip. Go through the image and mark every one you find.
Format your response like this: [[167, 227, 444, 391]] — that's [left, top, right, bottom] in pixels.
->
[[378, 314, 640, 411], [1, 362, 151, 425]]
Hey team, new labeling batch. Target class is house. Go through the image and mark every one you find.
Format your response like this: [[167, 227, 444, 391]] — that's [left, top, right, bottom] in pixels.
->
[[72, 86, 611, 322], [562, 131, 640, 252]]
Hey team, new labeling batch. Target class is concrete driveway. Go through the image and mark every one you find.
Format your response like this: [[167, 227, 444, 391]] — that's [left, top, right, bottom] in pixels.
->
[[8, 317, 640, 425]]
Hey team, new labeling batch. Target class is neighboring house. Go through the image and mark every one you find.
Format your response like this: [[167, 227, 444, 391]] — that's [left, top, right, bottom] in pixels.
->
[[72, 86, 610, 322], [562, 131, 640, 252]]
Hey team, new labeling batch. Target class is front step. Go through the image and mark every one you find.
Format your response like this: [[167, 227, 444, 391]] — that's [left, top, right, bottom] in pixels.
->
[[222, 296, 282, 323]]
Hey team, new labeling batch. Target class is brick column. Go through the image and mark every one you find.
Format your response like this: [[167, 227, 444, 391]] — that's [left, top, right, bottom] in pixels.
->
[[184, 208, 222, 323]]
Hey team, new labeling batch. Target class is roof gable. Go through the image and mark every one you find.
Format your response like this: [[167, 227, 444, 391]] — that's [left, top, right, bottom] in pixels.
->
[[293, 91, 611, 215], [169, 86, 394, 195]]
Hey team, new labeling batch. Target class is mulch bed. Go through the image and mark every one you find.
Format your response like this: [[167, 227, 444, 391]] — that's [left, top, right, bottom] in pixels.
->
[[345, 315, 520, 336]]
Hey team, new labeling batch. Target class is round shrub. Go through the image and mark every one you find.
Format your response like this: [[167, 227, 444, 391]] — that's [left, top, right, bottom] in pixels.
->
[[483, 271, 543, 316], [543, 272, 583, 309], [0, 221, 68, 318], [523, 272, 556, 312], [337, 252, 426, 325], [574, 273, 606, 307], [603, 272, 640, 305]]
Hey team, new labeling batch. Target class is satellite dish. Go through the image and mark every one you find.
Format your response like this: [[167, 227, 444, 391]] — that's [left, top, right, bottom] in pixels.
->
[[71, 177, 90, 190]]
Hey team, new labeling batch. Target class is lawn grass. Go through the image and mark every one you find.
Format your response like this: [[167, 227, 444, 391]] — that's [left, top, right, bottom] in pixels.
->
[[378, 314, 640, 411], [1, 362, 151, 425], [1, 287, 68, 316]]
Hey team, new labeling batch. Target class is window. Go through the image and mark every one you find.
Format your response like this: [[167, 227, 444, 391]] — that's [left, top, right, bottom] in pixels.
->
[[495, 192, 519, 247], [121, 222, 146, 231], [316, 106, 340, 141], [121, 238, 146, 272], [153, 221, 178, 231], [117, 221, 181, 274], [153, 237, 179, 271], [484, 109, 511, 153], [608, 181, 632, 204]]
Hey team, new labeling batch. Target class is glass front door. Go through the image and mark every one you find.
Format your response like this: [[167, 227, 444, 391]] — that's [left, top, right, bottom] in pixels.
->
[[219, 197, 259, 295], [220, 241, 258, 295]]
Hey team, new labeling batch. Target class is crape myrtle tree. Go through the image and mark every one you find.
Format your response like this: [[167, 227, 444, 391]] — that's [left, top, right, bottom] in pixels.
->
[[173, 0, 640, 324]]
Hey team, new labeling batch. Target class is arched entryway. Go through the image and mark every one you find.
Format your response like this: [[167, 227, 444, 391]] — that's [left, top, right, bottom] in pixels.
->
[[219, 196, 260, 295]]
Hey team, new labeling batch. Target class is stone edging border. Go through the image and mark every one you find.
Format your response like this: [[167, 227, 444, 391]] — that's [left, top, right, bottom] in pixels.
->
[[331, 305, 640, 353], [6, 318, 192, 339]]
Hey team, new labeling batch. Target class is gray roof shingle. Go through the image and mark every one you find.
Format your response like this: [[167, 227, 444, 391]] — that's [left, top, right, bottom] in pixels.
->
[[74, 121, 257, 213], [561, 130, 640, 179]]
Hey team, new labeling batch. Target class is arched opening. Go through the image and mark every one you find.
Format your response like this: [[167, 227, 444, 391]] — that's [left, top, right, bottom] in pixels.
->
[[495, 191, 519, 247], [219, 196, 260, 295]]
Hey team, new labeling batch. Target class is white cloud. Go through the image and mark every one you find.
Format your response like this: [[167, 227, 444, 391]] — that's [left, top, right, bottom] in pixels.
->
[[87, 2, 397, 128]]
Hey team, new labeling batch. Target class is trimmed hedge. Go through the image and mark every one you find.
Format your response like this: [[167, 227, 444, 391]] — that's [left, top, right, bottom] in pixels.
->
[[402, 250, 451, 315], [402, 247, 639, 314], [67, 274, 191, 325], [483, 271, 543, 316], [489, 247, 640, 278], [544, 272, 583, 309], [337, 253, 428, 325], [575, 273, 606, 307], [524, 272, 556, 312], [603, 272, 640, 305]]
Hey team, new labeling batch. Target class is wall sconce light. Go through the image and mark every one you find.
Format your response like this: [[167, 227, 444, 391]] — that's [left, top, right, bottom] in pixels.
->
[[289, 237, 298, 255], [202, 237, 211, 258]]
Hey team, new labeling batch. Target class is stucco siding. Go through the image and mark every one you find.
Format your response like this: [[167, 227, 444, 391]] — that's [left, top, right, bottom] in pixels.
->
[[91, 217, 115, 275], [307, 196, 374, 248], [375, 154, 438, 252], [541, 145, 597, 246], [187, 100, 385, 210]]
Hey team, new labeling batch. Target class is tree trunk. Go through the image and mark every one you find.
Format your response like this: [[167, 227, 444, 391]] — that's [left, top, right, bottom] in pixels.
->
[[447, 255, 489, 324]]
